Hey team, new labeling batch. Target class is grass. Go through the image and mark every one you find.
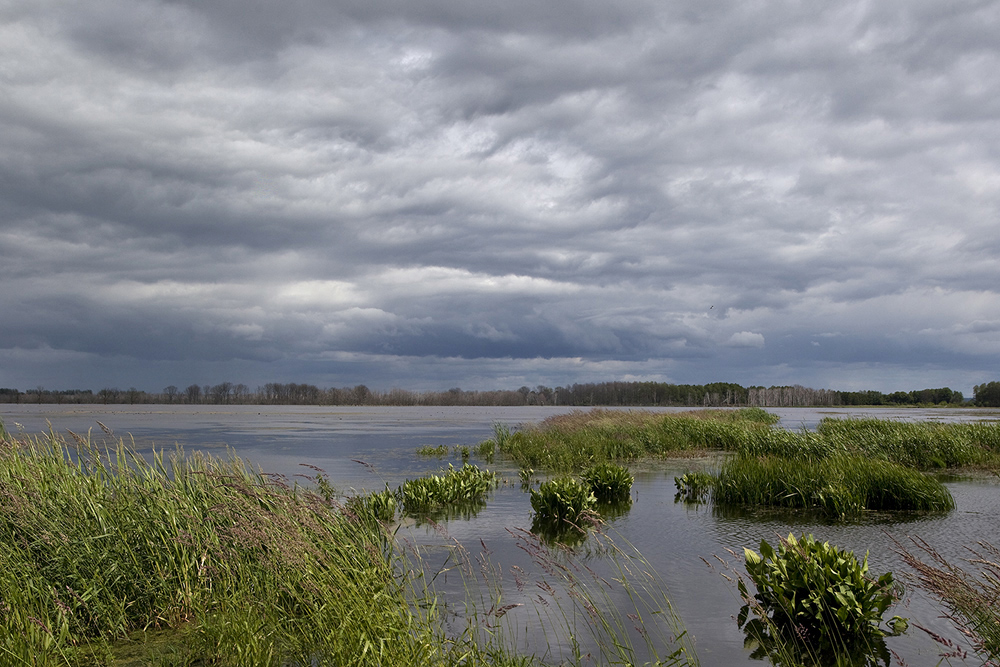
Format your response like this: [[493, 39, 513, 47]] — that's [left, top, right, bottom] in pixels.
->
[[493, 408, 778, 472], [0, 428, 450, 666], [0, 425, 695, 666], [581, 462, 633, 503], [899, 538, 1000, 663], [488, 409, 1000, 474], [816, 417, 1000, 469], [714, 454, 955, 517]]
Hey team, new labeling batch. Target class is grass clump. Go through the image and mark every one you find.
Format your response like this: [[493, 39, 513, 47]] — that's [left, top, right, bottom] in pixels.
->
[[416, 444, 449, 457], [738, 534, 905, 665], [0, 429, 450, 666], [714, 454, 955, 517], [397, 463, 499, 516], [495, 408, 778, 472]]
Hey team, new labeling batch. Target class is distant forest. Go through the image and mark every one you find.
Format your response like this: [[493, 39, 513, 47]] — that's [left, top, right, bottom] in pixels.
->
[[1, 381, 995, 407]]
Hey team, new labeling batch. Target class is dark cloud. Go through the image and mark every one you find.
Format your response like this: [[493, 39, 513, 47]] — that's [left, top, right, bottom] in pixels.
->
[[1, 0, 998, 394]]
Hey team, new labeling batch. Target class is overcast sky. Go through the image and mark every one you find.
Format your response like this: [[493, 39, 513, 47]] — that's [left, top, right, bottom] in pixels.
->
[[2, 0, 999, 394]]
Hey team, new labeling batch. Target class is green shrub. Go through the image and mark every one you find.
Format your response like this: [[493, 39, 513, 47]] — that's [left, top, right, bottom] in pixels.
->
[[581, 463, 633, 503], [738, 534, 904, 657]]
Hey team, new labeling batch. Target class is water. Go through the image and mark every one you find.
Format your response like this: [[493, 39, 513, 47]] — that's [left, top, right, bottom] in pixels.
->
[[2, 404, 998, 665]]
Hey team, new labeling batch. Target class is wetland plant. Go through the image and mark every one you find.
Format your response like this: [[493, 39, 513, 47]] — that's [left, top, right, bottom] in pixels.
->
[[0, 430, 449, 666], [738, 534, 905, 665], [581, 462, 634, 503], [397, 463, 499, 516], [673, 471, 714, 503], [529, 476, 597, 536], [900, 538, 1000, 662], [416, 444, 449, 457], [714, 454, 955, 517]]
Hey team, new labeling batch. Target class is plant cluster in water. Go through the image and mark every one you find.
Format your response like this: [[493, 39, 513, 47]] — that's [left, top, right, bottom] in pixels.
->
[[395, 463, 499, 517], [738, 534, 906, 665], [673, 471, 714, 503]]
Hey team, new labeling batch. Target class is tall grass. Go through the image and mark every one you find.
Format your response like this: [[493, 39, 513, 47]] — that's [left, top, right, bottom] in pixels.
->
[[816, 417, 1000, 469], [899, 538, 1000, 662], [0, 429, 455, 666], [495, 408, 778, 472], [714, 454, 955, 517], [448, 527, 698, 667]]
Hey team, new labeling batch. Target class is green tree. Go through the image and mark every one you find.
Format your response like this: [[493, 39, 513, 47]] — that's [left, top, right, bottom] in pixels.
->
[[974, 382, 1000, 407]]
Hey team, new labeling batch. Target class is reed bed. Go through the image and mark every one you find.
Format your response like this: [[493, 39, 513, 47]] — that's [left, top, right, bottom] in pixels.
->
[[714, 455, 955, 517], [491, 409, 1000, 476], [0, 429, 491, 666], [816, 417, 1000, 469], [495, 408, 777, 472]]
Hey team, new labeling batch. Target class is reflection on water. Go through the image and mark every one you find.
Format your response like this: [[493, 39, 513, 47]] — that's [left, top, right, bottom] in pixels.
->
[[1, 404, 996, 666]]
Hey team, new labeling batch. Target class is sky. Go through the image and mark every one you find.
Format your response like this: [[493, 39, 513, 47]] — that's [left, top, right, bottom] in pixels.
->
[[1, 0, 999, 395]]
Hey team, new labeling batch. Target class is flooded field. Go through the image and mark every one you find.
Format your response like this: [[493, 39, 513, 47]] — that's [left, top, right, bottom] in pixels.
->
[[2, 404, 998, 665]]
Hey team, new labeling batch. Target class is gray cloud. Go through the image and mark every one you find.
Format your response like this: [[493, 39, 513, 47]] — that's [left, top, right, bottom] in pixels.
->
[[1, 0, 999, 394]]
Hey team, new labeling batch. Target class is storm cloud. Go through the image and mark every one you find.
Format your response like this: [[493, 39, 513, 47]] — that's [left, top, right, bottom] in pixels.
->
[[2, 0, 998, 393]]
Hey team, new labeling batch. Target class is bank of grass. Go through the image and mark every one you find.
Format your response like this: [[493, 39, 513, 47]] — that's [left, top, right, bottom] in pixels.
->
[[714, 454, 955, 517], [0, 428, 575, 666], [816, 417, 1000, 469], [0, 429, 459, 666], [492, 408, 1000, 474], [489, 408, 997, 516], [496, 408, 778, 472], [0, 426, 695, 666]]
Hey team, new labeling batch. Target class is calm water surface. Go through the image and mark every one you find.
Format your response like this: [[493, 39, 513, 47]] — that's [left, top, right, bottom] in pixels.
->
[[2, 404, 998, 665]]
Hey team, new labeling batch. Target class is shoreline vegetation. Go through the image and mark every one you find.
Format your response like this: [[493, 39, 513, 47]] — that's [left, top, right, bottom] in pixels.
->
[[490, 407, 1000, 516], [2, 409, 999, 664], [0, 422, 697, 667], [5, 380, 1000, 408]]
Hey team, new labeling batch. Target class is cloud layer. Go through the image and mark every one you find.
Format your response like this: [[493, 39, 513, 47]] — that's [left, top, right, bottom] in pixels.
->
[[2, 0, 999, 393]]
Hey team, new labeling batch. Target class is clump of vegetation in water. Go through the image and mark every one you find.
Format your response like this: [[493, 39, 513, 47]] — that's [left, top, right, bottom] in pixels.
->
[[346, 486, 398, 523], [397, 463, 499, 516], [816, 417, 1000, 469], [415, 444, 449, 457], [488, 408, 1000, 474], [493, 407, 780, 472], [738, 534, 906, 665], [581, 462, 633, 503], [674, 471, 714, 503], [714, 454, 955, 517], [529, 476, 597, 535]]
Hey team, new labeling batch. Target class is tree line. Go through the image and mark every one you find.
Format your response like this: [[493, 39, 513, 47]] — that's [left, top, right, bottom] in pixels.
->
[[0, 381, 990, 406]]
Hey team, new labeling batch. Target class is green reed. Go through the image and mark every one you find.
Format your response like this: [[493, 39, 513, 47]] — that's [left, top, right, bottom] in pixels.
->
[[0, 429, 483, 666], [494, 408, 777, 472], [816, 417, 1000, 469], [714, 454, 955, 517]]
